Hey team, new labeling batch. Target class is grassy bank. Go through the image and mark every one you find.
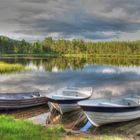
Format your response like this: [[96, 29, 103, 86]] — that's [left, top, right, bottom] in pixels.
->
[[0, 62, 29, 74], [0, 115, 127, 140], [0, 115, 65, 140]]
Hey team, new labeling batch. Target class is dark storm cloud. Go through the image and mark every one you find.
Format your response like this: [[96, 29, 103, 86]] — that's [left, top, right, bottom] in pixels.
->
[[14, 14, 140, 39], [22, 0, 48, 3], [1, 0, 140, 40]]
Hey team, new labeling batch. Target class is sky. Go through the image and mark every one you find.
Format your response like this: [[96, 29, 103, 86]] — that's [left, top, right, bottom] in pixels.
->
[[0, 0, 140, 41]]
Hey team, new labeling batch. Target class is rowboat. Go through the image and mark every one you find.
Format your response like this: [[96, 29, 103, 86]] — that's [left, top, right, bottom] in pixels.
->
[[78, 94, 140, 127], [0, 92, 48, 110], [47, 87, 93, 114]]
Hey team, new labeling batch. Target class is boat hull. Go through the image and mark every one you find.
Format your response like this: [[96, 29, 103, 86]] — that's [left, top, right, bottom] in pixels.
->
[[48, 101, 80, 114], [82, 108, 140, 126], [0, 97, 48, 110]]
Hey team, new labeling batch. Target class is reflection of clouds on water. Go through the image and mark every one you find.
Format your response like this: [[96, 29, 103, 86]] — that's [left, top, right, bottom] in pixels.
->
[[23, 61, 140, 75], [82, 65, 140, 75], [81, 65, 119, 74], [27, 62, 64, 73], [102, 68, 116, 74], [0, 75, 12, 82], [28, 63, 45, 72], [91, 81, 140, 98], [52, 66, 62, 73], [0, 65, 140, 98], [119, 66, 140, 75]]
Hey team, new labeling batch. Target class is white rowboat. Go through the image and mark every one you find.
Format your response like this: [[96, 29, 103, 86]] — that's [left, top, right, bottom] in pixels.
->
[[78, 94, 140, 127], [47, 87, 93, 114]]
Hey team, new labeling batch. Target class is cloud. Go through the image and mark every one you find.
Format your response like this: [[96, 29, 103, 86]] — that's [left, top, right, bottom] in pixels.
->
[[0, 0, 140, 40], [22, 0, 48, 3]]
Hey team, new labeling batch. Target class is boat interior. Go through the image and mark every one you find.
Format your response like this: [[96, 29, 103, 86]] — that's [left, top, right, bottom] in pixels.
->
[[0, 92, 41, 100], [49, 87, 92, 99], [78, 94, 140, 107]]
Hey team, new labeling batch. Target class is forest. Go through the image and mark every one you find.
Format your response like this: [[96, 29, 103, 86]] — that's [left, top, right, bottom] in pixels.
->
[[0, 36, 140, 56]]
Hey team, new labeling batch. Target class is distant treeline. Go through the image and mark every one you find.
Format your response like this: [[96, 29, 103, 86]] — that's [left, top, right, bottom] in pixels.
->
[[0, 36, 140, 55]]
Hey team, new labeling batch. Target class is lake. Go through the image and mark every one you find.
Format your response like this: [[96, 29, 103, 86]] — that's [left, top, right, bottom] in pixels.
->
[[0, 57, 140, 99]]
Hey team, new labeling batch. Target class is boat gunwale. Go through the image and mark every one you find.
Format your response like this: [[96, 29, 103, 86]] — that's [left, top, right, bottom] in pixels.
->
[[78, 93, 140, 106], [0, 96, 47, 101], [78, 93, 140, 113], [47, 96, 90, 104], [0, 91, 47, 100], [47, 87, 93, 104], [0, 91, 40, 95]]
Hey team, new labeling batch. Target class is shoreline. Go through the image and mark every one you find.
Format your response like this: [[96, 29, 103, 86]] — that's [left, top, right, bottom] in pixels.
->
[[0, 53, 140, 59], [0, 103, 139, 140]]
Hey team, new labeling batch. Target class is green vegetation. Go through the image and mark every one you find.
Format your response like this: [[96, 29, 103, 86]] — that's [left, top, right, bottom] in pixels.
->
[[2, 57, 139, 72], [0, 36, 140, 56], [0, 115, 129, 140], [0, 62, 29, 73], [0, 115, 65, 140], [40, 57, 140, 72]]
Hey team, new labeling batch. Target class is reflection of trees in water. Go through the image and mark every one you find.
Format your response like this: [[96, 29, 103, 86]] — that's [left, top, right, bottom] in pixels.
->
[[1, 57, 140, 72], [42, 58, 86, 72]]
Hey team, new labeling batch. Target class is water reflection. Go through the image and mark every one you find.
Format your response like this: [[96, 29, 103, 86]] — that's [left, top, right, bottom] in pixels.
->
[[0, 57, 139, 99], [1, 57, 140, 72]]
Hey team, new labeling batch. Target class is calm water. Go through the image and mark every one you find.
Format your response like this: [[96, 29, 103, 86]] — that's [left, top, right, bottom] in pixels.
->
[[0, 57, 140, 99]]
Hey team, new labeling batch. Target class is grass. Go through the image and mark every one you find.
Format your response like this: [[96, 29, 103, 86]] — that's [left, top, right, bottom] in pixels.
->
[[0, 115, 128, 140], [0, 62, 29, 74], [0, 115, 65, 140]]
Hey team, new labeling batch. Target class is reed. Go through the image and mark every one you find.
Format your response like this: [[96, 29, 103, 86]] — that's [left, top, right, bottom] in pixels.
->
[[0, 62, 29, 73]]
